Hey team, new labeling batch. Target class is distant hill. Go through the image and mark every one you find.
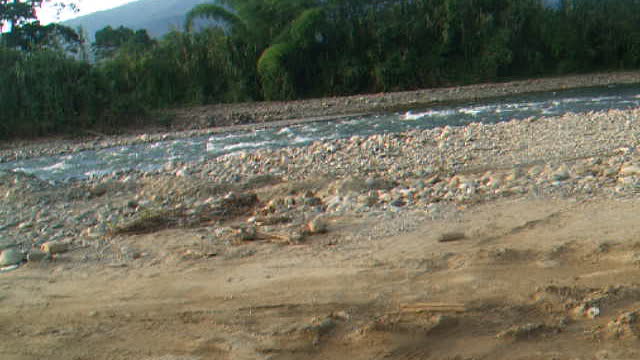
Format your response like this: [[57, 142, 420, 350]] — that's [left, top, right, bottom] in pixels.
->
[[63, 0, 212, 40]]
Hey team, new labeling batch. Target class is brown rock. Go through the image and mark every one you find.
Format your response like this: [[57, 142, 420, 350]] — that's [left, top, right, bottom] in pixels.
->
[[41, 241, 70, 255]]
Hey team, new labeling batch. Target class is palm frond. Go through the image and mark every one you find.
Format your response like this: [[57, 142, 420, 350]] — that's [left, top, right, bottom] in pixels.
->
[[185, 4, 245, 34]]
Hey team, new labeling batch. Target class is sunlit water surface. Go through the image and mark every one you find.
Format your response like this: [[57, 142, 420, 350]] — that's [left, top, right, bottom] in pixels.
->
[[4, 85, 640, 182]]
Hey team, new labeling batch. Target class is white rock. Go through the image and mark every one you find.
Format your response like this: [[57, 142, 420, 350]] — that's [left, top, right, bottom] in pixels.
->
[[586, 306, 601, 319], [0, 264, 19, 273]]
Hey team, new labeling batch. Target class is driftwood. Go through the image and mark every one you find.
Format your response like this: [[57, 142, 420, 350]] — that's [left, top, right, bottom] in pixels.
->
[[400, 302, 466, 313], [437, 232, 466, 243]]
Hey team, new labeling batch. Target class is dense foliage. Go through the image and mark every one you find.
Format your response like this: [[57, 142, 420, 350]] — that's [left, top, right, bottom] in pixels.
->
[[4, 0, 640, 137]]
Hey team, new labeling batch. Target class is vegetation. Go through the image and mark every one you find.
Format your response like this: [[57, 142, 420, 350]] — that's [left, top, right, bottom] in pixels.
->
[[3, 0, 640, 137]]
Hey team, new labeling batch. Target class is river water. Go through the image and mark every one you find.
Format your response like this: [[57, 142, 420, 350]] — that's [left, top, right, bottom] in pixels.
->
[[4, 84, 640, 182]]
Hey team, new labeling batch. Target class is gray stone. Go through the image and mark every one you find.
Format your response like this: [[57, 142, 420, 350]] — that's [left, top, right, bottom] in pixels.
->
[[0, 248, 24, 266], [41, 241, 70, 255], [0, 238, 17, 251], [18, 222, 33, 230], [27, 250, 49, 262], [552, 168, 571, 181], [390, 198, 406, 207], [237, 226, 257, 241], [425, 175, 440, 185], [620, 164, 640, 177], [365, 177, 397, 191], [602, 167, 619, 178]]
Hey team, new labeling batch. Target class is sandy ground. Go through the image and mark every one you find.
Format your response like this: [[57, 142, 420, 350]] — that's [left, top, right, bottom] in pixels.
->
[[4, 195, 640, 359]]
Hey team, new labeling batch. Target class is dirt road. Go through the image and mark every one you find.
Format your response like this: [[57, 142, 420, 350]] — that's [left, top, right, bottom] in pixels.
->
[[4, 197, 640, 359]]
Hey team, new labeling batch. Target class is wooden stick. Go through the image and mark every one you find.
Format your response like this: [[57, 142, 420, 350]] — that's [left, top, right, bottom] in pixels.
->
[[400, 303, 466, 313]]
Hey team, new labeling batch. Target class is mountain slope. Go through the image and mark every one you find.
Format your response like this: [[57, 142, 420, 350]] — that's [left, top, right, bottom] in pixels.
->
[[63, 0, 211, 40]]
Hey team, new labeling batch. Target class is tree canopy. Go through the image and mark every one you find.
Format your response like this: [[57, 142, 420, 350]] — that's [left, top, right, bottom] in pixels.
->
[[93, 25, 155, 60], [4, 0, 640, 138], [0, 0, 81, 50]]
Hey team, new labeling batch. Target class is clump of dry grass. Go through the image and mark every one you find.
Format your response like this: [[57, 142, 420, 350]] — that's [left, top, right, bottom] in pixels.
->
[[113, 209, 179, 235]]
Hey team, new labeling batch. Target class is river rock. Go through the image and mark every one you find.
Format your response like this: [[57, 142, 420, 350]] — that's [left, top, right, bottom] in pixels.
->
[[552, 167, 571, 181], [27, 249, 48, 262], [18, 222, 33, 230], [505, 169, 523, 182], [41, 241, 70, 255], [307, 217, 328, 234], [425, 174, 440, 185], [0, 238, 17, 251], [325, 196, 343, 212], [360, 192, 379, 207], [487, 177, 502, 190], [618, 176, 636, 185], [365, 177, 396, 191], [619, 164, 640, 176], [390, 198, 406, 207], [0, 248, 24, 266], [236, 226, 257, 241], [528, 166, 544, 178], [602, 167, 619, 178], [448, 176, 462, 188], [607, 311, 639, 339]]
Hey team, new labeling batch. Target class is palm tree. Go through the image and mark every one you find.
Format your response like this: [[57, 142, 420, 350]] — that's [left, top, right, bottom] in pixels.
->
[[184, 0, 325, 100], [185, 0, 317, 51]]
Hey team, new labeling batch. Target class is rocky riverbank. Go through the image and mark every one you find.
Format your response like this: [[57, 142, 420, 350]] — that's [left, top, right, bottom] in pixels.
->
[[4, 104, 640, 267]]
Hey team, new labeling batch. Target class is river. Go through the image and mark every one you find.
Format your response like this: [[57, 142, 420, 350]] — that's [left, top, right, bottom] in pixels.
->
[[3, 84, 640, 182]]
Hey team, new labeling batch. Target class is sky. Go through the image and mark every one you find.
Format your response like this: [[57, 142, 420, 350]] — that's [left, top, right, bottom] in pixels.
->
[[38, 0, 138, 24]]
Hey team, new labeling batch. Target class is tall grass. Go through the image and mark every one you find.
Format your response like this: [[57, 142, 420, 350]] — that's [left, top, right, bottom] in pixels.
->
[[0, 48, 100, 137]]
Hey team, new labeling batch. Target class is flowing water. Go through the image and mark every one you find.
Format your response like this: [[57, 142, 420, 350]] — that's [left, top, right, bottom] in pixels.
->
[[4, 84, 640, 182]]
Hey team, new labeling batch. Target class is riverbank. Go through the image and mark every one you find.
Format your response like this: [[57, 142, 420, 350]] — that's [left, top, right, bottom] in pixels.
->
[[5, 73, 640, 359], [5, 104, 640, 251], [169, 70, 640, 129], [3, 70, 640, 163]]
